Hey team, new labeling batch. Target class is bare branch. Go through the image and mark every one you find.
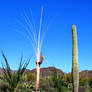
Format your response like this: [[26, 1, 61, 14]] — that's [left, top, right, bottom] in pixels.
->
[[14, 29, 36, 54], [23, 11, 37, 48], [38, 6, 43, 52]]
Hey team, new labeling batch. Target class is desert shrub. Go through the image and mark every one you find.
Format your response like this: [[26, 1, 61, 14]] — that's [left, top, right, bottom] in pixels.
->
[[1, 51, 30, 92], [40, 80, 50, 90], [52, 70, 68, 92], [65, 73, 72, 83], [64, 73, 72, 90], [88, 77, 92, 88], [26, 73, 36, 81], [23, 82, 34, 89], [89, 88, 92, 92], [0, 81, 9, 92], [79, 77, 88, 86], [14, 87, 33, 92], [0, 74, 4, 80], [17, 81, 35, 91], [39, 76, 54, 91], [79, 71, 89, 87]]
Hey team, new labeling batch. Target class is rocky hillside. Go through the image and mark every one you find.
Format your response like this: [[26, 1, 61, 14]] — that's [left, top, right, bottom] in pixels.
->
[[79, 70, 92, 78], [0, 66, 64, 78], [30, 66, 64, 77]]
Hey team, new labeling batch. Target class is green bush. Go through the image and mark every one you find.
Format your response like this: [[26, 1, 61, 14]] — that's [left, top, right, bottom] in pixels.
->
[[88, 77, 92, 88], [52, 70, 68, 92], [1, 51, 30, 92]]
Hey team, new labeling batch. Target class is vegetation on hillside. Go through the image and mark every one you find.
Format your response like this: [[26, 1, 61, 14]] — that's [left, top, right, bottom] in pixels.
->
[[0, 62, 92, 92]]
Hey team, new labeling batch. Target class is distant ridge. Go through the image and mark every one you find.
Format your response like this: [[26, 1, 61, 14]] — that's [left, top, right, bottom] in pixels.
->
[[0, 67, 92, 78], [0, 66, 64, 77], [30, 66, 64, 77]]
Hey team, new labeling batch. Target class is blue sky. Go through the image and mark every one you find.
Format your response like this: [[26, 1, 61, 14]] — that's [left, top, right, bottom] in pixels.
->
[[0, 0, 92, 73]]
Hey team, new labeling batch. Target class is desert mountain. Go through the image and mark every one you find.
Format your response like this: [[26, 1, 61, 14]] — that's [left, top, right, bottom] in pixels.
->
[[0, 67, 92, 78]]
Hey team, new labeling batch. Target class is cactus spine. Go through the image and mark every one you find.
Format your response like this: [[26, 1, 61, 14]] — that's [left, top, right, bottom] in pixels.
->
[[72, 25, 79, 92]]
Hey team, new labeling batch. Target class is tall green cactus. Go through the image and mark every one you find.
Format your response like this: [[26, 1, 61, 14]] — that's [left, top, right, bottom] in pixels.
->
[[72, 25, 79, 92]]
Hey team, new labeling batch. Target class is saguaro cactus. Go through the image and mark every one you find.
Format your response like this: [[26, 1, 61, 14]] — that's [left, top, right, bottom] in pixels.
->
[[72, 25, 79, 92]]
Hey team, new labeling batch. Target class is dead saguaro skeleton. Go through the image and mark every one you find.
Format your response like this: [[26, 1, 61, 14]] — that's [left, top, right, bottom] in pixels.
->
[[36, 52, 43, 91], [16, 7, 47, 91]]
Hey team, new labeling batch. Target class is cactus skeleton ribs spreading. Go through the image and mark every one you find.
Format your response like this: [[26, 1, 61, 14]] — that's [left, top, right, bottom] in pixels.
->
[[17, 6, 45, 92]]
